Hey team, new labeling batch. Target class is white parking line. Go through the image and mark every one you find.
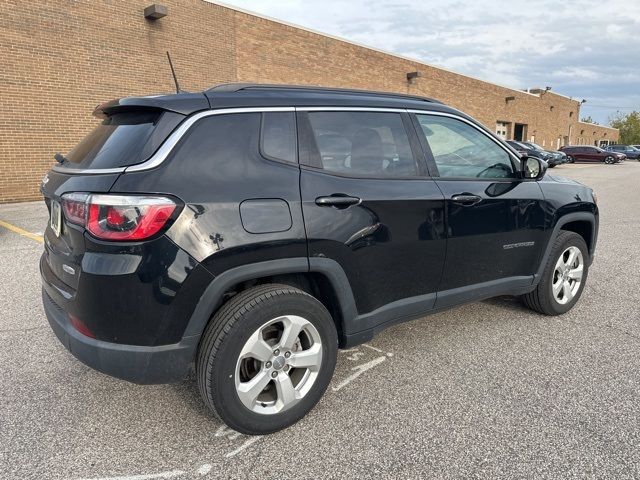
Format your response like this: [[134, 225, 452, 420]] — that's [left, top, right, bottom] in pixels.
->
[[214, 425, 241, 440], [224, 436, 262, 458], [362, 343, 384, 353], [80, 346, 393, 478], [332, 355, 387, 392], [76, 470, 185, 480]]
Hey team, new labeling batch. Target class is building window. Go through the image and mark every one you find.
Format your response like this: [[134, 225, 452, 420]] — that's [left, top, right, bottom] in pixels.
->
[[495, 121, 509, 140]]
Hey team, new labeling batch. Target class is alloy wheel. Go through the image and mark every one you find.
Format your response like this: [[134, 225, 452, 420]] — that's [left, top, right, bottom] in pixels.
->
[[552, 246, 584, 305], [235, 315, 323, 415]]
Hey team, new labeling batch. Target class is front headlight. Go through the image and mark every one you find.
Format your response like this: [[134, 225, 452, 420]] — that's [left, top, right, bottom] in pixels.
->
[[592, 191, 598, 204]]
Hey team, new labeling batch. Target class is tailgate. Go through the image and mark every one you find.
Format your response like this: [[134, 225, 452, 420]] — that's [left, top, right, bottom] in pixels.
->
[[41, 171, 120, 291]]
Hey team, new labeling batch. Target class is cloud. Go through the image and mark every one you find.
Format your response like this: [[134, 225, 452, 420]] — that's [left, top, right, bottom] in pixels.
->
[[220, 0, 640, 124]]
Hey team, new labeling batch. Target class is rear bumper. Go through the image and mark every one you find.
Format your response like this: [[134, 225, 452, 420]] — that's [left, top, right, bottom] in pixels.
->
[[42, 288, 198, 384]]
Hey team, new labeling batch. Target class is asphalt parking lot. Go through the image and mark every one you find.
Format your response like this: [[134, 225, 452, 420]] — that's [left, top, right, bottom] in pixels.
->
[[1, 162, 639, 480]]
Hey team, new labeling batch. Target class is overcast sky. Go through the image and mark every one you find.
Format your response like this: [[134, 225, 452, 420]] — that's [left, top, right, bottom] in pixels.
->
[[220, 0, 640, 125]]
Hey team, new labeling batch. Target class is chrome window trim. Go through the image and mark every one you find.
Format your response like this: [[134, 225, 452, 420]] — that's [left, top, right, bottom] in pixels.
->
[[49, 105, 519, 175], [296, 106, 409, 113], [51, 107, 295, 175], [51, 165, 127, 174]]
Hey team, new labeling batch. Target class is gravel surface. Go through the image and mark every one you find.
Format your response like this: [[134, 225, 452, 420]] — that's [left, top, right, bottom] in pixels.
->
[[0, 162, 638, 479]]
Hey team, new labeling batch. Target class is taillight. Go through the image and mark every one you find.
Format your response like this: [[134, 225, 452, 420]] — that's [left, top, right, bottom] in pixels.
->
[[60, 193, 177, 241], [62, 193, 89, 225]]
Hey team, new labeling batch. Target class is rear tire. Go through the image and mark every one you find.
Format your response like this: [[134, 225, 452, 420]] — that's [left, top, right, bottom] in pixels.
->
[[522, 231, 589, 315], [196, 284, 338, 435], [604, 155, 614, 164]]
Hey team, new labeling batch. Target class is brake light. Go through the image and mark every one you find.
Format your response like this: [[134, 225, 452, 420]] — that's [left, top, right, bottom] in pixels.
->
[[60, 194, 177, 241], [62, 193, 89, 225]]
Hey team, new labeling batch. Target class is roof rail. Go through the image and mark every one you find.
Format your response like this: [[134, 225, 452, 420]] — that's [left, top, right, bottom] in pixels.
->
[[206, 83, 442, 104]]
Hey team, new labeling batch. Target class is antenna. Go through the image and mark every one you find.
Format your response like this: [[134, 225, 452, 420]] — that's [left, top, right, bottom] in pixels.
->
[[166, 51, 181, 94]]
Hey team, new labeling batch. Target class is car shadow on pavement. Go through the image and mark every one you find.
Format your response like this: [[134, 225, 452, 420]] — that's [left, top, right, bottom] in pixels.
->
[[481, 295, 530, 313]]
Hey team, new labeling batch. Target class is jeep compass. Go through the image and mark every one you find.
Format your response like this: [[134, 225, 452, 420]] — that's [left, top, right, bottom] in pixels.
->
[[41, 84, 598, 434]]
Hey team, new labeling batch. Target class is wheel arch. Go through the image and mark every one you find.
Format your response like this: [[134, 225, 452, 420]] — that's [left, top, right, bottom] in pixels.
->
[[534, 212, 597, 284], [182, 258, 358, 347]]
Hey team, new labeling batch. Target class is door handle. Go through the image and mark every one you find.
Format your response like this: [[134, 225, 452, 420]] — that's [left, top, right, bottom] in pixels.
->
[[315, 195, 362, 208], [451, 194, 482, 206]]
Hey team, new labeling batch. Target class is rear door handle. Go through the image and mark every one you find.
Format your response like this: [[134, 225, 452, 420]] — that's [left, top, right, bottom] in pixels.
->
[[451, 194, 482, 206], [315, 195, 362, 208]]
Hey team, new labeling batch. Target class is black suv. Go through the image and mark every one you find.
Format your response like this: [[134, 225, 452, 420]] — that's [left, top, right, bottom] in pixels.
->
[[506, 140, 558, 167], [41, 84, 598, 434]]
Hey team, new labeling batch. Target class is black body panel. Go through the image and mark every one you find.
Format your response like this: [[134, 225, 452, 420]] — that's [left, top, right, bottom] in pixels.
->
[[300, 168, 446, 314], [434, 179, 547, 290], [110, 112, 308, 276]]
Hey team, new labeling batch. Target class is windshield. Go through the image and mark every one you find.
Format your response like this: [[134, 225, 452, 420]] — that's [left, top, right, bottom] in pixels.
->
[[64, 110, 183, 169]]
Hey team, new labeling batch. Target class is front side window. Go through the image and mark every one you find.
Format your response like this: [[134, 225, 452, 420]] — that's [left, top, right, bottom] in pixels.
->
[[416, 114, 515, 179], [303, 112, 418, 177]]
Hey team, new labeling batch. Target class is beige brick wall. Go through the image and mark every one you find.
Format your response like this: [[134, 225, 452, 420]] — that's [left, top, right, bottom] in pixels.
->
[[0, 0, 618, 203]]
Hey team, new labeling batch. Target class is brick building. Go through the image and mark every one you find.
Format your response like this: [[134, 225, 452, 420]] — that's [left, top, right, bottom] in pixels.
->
[[0, 0, 618, 203]]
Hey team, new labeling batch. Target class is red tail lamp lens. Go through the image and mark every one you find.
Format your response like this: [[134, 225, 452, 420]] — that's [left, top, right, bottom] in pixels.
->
[[87, 196, 176, 241], [61, 193, 89, 225], [60, 193, 177, 241]]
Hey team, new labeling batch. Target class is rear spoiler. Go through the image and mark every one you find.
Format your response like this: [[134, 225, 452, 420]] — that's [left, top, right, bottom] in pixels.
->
[[93, 92, 210, 118]]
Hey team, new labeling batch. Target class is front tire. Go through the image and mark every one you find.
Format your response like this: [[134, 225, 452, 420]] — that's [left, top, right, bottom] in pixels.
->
[[522, 231, 589, 315], [604, 155, 614, 164], [197, 284, 338, 435]]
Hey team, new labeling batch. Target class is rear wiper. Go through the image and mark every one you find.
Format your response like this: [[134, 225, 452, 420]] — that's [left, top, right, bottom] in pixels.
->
[[54, 153, 69, 164]]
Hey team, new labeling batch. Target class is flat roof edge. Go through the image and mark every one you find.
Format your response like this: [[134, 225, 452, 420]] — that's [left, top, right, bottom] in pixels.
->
[[204, 0, 540, 99]]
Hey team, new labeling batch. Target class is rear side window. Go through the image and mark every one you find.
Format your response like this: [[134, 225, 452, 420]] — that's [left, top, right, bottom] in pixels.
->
[[301, 112, 418, 177], [64, 110, 183, 169], [261, 112, 297, 163], [167, 112, 260, 176]]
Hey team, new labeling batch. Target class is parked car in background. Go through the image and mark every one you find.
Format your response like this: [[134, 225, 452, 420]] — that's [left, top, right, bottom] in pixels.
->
[[632, 145, 640, 150], [507, 140, 557, 167], [606, 144, 640, 160], [520, 141, 568, 165], [560, 145, 625, 164]]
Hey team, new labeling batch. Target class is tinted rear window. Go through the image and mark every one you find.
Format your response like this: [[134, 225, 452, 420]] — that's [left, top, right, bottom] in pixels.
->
[[64, 110, 183, 169], [302, 111, 418, 177]]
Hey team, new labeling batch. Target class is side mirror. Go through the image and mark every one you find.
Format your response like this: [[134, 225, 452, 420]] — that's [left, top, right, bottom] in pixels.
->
[[521, 155, 547, 180]]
